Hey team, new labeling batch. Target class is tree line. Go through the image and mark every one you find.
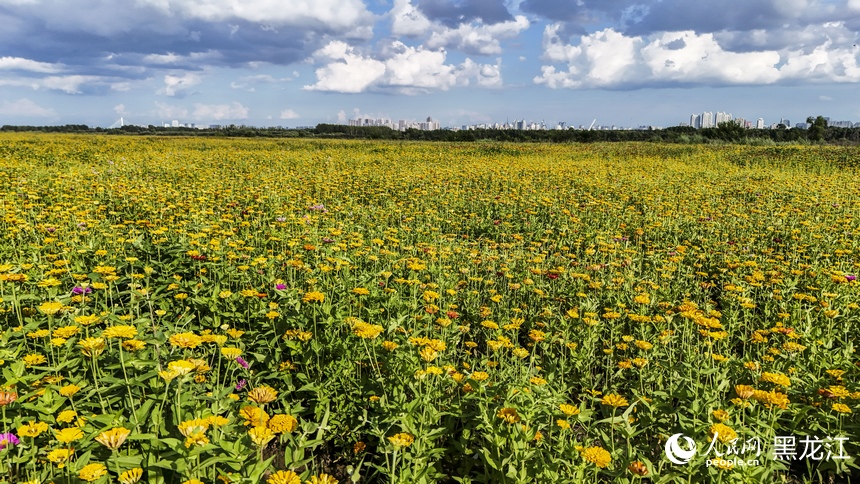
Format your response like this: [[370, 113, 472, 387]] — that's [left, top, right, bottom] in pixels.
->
[[2, 116, 857, 144]]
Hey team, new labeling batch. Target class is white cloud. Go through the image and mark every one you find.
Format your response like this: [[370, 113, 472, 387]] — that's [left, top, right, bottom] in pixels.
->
[[279, 109, 300, 119], [390, 0, 528, 55], [192, 101, 249, 120], [640, 31, 780, 84], [0, 98, 57, 117], [40, 75, 103, 93], [426, 16, 529, 55], [157, 73, 202, 96], [0, 56, 63, 73], [391, 0, 433, 37], [305, 41, 386, 93], [535, 25, 860, 89], [305, 40, 503, 93], [114, 104, 129, 116], [137, 0, 372, 31]]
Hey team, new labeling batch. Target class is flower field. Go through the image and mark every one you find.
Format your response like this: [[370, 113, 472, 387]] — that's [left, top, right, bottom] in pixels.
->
[[0, 134, 859, 483]]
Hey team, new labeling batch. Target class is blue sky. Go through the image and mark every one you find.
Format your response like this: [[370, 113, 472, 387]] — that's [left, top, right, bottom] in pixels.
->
[[1, 0, 860, 128]]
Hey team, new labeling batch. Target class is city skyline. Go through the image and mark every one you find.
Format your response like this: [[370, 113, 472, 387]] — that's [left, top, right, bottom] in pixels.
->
[[2, 1, 860, 128]]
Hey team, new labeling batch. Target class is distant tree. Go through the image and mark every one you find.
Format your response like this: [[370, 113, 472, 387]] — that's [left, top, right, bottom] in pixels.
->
[[807, 116, 827, 142], [714, 121, 745, 142]]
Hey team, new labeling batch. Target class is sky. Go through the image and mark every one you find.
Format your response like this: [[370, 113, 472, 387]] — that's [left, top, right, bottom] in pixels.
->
[[2, 0, 860, 128]]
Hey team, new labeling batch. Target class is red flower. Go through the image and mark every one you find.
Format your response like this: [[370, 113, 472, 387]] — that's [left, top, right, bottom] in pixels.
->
[[446, 311, 459, 319]]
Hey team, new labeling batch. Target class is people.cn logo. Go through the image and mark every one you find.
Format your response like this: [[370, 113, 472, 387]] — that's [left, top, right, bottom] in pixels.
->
[[665, 433, 697, 465]]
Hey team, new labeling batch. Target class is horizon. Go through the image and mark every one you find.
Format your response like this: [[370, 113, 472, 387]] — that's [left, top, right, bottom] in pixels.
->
[[2, 1, 860, 128]]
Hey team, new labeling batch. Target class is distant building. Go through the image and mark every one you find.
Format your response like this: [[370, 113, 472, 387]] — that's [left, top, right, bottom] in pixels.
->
[[715, 111, 732, 125], [701, 111, 714, 128], [690, 114, 701, 129], [756, 118, 765, 129]]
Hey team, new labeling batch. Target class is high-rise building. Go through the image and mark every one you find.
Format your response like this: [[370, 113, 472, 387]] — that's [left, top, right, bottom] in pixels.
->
[[701, 112, 714, 128], [715, 112, 732, 125], [690, 114, 701, 129], [756, 118, 765, 129]]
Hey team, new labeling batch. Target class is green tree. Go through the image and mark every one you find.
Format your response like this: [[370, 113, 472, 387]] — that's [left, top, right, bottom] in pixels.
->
[[807, 115, 827, 142]]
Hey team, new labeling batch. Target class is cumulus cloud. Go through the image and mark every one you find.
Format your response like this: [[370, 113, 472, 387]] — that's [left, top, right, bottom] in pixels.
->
[[157, 73, 202, 96], [0, 0, 375, 88], [391, 0, 529, 55], [0, 98, 58, 118], [426, 16, 530, 55], [279, 109, 300, 119], [304, 40, 503, 93], [0, 56, 63, 73], [535, 24, 860, 88]]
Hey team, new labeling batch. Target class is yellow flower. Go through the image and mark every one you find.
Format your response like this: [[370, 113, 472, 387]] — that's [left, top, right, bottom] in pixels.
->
[[302, 291, 325, 303], [18, 421, 48, 438], [470, 371, 489, 381], [601, 394, 629, 408], [23, 353, 47, 367], [79, 337, 106, 357], [38, 301, 64, 315], [351, 287, 370, 296], [169, 332, 202, 349], [388, 432, 414, 448], [54, 427, 84, 444], [248, 426, 275, 447], [268, 414, 298, 434], [27, 329, 50, 338], [419, 346, 438, 362], [240, 406, 270, 427], [56, 410, 77, 424], [556, 419, 571, 430], [382, 341, 398, 351], [59, 384, 80, 397], [168, 360, 196, 376], [833, 403, 852, 414], [267, 470, 301, 484], [512, 347, 529, 358], [709, 423, 738, 444], [78, 463, 108, 482], [47, 448, 74, 467], [352, 321, 384, 339], [102, 325, 138, 339], [580, 446, 612, 468], [559, 404, 580, 416], [712, 409, 730, 422], [497, 407, 520, 424], [247, 386, 278, 404], [53, 325, 80, 339], [96, 427, 131, 450], [119, 468, 143, 484], [760, 372, 791, 387], [306, 474, 338, 484], [221, 347, 242, 359], [122, 339, 146, 351]]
